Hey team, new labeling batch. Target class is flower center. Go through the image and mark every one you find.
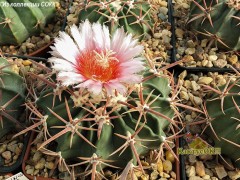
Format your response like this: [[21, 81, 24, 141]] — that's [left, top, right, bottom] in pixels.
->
[[76, 50, 120, 82]]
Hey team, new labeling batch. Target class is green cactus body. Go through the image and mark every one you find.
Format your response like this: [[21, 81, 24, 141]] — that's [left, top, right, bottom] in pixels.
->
[[188, 0, 240, 51], [0, 0, 57, 45], [36, 72, 174, 167], [206, 82, 240, 167], [0, 58, 26, 138], [78, 0, 153, 39]]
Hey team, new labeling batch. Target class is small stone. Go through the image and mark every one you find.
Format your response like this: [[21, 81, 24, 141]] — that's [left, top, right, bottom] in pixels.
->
[[8, 140, 17, 146], [215, 165, 227, 179], [152, 40, 159, 47], [0, 144, 7, 154], [201, 39, 208, 47], [186, 40, 195, 48], [227, 55, 238, 65], [162, 160, 172, 172], [206, 61, 213, 67], [33, 169, 39, 176], [25, 165, 32, 170], [202, 175, 210, 180], [198, 77, 213, 85], [140, 174, 149, 180], [175, 28, 184, 38], [179, 70, 187, 80], [185, 115, 193, 122], [35, 158, 46, 170], [213, 59, 227, 68], [157, 160, 164, 173], [26, 168, 34, 175], [188, 154, 197, 164], [166, 150, 175, 163], [26, 43, 35, 49], [208, 55, 218, 61], [177, 47, 186, 55], [182, 2, 190, 8], [218, 54, 227, 60], [2, 151, 11, 160], [33, 151, 42, 162], [15, 146, 22, 155], [170, 171, 176, 179], [184, 80, 191, 89], [150, 170, 159, 180], [46, 155, 55, 162], [159, 7, 168, 15], [189, 93, 202, 105], [211, 177, 218, 180], [205, 168, 213, 176], [22, 60, 32, 66], [162, 35, 171, 44], [134, 169, 142, 177], [183, 55, 194, 62], [198, 155, 213, 161], [7, 144, 17, 153], [159, 178, 167, 180], [13, 154, 19, 161], [186, 166, 196, 177], [201, 59, 208, 67], [154, 33, 161, 39], [45, 161, 55, 170], [159, 172, 170, 178], [191, 81, 200, 91], [44, 35, 51, 44], [159, 1, 168, 7], [158, 13, 167, 20], [185, 48, 196, 55], [228, 170, 240, 180], [189, 176, 203, 180], [196, 161, 205, 177]]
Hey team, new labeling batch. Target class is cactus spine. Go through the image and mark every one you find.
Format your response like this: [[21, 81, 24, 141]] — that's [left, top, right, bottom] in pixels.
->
[[188, 0, 240, 51], [78, 0, 153, 39], [34, 71, 175, 169], [205, 79, 240, 167], [0, 58, 26, 138], [0, 0, 58, 45]]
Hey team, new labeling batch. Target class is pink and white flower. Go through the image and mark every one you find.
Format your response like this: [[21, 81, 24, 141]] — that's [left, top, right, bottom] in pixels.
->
[[49, 20, 145, 95]]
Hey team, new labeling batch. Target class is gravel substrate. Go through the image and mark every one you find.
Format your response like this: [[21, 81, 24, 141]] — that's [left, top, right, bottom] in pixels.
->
[[177, 70, 240, 180], [0, 134, 24, 167], [172, 0, 240, 69]]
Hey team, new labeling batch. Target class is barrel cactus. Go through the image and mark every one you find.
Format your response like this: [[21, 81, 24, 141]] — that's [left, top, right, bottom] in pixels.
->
[[0, 58, 26, 139], [0, 0, 58, 45], [78, 0, 153, 39], [204, 78, 240, 167], [34, 71, 174, 169], [188, 0, 240, 51], [15, 20, 181, 178]]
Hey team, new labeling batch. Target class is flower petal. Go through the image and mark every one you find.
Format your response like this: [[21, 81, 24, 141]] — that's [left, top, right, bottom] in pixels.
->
[[48, 57, 75, 72], [52, 32, 79, 63], [70, 24, 85, 51], [78, 20, 94, 50], [104, 80, 127, 95], [92, 22, 110, 51], [57, 72, 85, 86], [111, 28, 143, 62]]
